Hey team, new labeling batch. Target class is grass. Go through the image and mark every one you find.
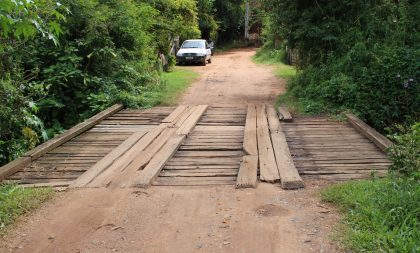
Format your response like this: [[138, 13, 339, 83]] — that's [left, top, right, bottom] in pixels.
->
[[321, 177, 420, 252], [142, 67, 199, 106], [0, 183, 54, 234], [252, 48, 303, 113], [252, 48, 297, 79]]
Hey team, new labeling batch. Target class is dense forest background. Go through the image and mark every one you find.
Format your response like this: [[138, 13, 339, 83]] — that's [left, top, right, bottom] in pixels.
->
[[0, 0, 246, 165]]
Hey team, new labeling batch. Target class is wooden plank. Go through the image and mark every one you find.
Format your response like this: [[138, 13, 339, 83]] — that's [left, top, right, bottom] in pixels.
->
[[120, 127, 177, 174], [0, 157, 32, 181], [267, 106, 304, 189], [162, 105, 189, 123], [278, 106, 293, 122], [134, 135, 186, 188], [70, 131, 146, 188], [20, 181, 71, 188], [24, 104, 123, 160], [177, 105, 208, 135], [86, 124, 168, 187], [236, 155, 258, 188], [346, 113, 393, 152], [256, 104, 280, 183], [243, 104, 258, 155]]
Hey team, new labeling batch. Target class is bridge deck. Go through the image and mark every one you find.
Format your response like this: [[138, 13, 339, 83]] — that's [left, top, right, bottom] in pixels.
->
[[1, 104, 391, 188]]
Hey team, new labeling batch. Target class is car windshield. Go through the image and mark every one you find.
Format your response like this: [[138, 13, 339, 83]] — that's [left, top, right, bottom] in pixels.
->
[[181, 41, 205, 49]]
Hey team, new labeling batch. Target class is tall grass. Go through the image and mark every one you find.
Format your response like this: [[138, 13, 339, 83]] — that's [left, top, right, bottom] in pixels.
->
[[0, 184, 53, 234], [321, 177, 420, 252]]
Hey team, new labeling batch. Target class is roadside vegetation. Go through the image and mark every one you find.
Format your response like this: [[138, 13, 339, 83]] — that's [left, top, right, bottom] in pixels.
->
[[0, 184, 54, 234], [258, 1, 419, 252], [252, 49, 296, 79], [0, 0, 245, 167], [321, 124, 419, 252]]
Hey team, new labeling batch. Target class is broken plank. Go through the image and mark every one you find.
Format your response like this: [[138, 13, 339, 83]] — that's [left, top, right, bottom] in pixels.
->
[[278, 106, 293, 122], [236, 155, 258, 188], [267, 106, 304, 189], [133, 135, 186, 188]]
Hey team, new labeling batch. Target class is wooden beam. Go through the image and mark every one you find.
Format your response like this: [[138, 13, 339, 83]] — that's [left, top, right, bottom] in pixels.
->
[[0, 157, 32, 181], [133, 135, 186, 188], [267, 106, 304, 189], [236, 155, 258, 188], [278, 106, 293, 122], [85, 124, 168, 187], [176, 105, 208, 135], [256, 104, 280, 183], [162, 105, 189, 123], [25, 104, 124, 160], [243, 104, 258, 155], [70, 131, 146, 188], [346, 113, 393, 152]]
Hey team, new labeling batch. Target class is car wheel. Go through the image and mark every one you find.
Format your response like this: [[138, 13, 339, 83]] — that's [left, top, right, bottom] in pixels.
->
[[208, 57, 212, 64], [202, 59, 207, 66]]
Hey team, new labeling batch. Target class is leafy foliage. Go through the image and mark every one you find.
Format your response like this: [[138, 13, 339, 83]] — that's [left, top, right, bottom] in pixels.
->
[[261, 0, 420, 131], [0, 0, 201, 165], [388, 123, 420, 179]]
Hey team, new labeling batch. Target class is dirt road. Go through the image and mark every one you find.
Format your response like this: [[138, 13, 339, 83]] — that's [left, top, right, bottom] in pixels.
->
[[1, 49, 340, 253], [181, 49, 284, 104]]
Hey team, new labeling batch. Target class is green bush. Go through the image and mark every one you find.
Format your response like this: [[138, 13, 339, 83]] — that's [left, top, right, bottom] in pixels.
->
[[0, 0, 201, 166], [388, 123, 420, 178], [261, 0, 420, 131]]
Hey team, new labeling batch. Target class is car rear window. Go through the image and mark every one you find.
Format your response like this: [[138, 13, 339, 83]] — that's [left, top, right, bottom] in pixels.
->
[[181, 41, 205, 49]]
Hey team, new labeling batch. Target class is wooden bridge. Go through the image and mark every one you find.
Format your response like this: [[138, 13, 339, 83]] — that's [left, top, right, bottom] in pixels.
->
[[0, 104, 392, 189]]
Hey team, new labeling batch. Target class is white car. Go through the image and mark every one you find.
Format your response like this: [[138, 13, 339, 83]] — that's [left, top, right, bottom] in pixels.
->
[[176, 39, 212, 66]]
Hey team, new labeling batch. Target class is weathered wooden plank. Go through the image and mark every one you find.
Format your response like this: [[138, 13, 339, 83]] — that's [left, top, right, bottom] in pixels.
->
[[256, 104, 280, 183], [70, 131, 146, 188], [177, 105, 208, 135], [162, 105, 189, 123], [236, 155, 258, 188], [134, 135, 186, 188], [86, 124, 168, 187], [346, 113, 393, 152], [25, 104, 124, 160], [278, 106, 293, 122], [243, 104, 258, 155], [0, 157, 32, 181], [267, 106, 304, 189]]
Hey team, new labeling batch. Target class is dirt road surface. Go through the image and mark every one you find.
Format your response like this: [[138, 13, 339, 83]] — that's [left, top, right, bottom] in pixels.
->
[[1, 49, 340, 253], [181, 49, 284, 104]]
